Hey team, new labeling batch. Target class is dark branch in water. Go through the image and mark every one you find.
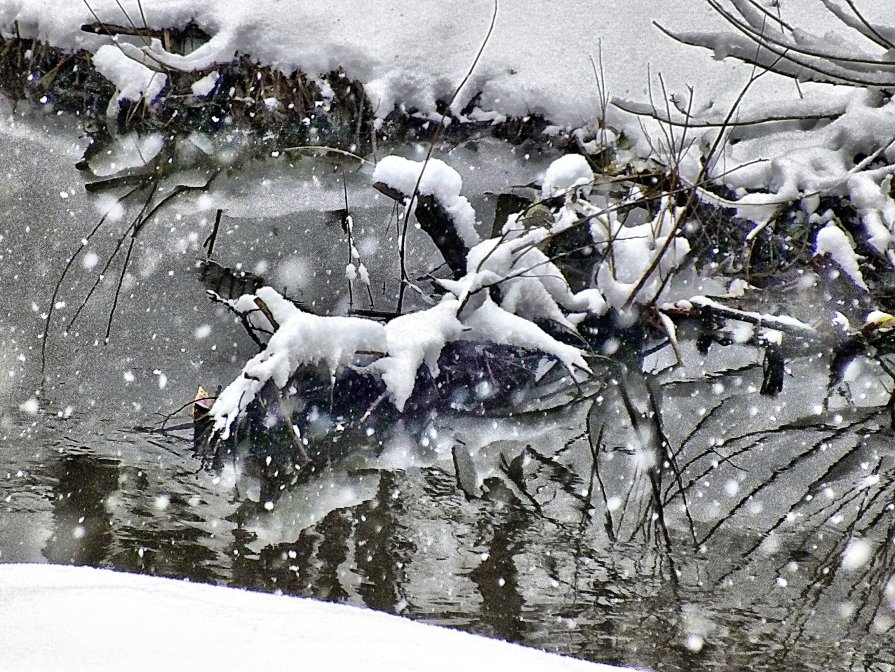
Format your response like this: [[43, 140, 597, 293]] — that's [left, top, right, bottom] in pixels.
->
[[203, 208, 223, 258]]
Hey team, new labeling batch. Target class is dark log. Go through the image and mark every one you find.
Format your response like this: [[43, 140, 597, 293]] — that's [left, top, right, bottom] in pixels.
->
[[491, 193, 531, 237], [760, 343, 785, 396], [413, 194, 470, 278]]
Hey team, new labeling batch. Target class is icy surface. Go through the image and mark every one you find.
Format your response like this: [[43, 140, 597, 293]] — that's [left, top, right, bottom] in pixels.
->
[[86, 132, 165, 177], [0, 564, 633, 672]]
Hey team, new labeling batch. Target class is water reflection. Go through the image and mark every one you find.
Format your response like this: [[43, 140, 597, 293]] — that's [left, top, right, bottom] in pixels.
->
[[2, 370, 894, 672], [1, 107, 893, 672], [4, 300, 895, 672], [43, 452, 119, 566], [468, 507, 527, 641]]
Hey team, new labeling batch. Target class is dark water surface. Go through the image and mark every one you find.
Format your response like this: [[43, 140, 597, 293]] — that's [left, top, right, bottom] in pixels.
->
[[1, 106, 893, 672]]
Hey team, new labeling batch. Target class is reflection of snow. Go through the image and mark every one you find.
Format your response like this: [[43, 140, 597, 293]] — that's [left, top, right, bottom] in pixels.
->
[[245, 470, 381, 551], [0, 564, 635, 672], [239, 403, 593, 550]]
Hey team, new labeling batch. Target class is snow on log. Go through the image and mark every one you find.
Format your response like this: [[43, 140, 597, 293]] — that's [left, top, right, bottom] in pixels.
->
[[373, 155, 480, 249]]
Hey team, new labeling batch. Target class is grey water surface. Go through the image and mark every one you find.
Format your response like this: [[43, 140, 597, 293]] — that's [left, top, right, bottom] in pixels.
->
[[1, 105, 893, 672]]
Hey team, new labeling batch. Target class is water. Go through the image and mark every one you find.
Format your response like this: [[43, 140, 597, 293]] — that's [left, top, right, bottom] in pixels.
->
[[1, 104, 893, 672]]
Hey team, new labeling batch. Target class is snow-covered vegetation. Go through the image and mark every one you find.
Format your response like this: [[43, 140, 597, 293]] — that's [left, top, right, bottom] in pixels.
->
[[208, 153, 695, 443], [630, 2, 895, 287]]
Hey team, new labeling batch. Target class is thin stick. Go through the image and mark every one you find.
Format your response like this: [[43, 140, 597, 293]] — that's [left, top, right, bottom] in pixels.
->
[[40, 211, 110, 376], [204, 208, 223, 257], [395, 0, 498, 314], [67, 184, 157, 331], [105, 235, 136, 341]]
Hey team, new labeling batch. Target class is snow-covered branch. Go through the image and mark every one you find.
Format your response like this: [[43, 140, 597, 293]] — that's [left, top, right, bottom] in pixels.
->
[[207, 153, 695, 444]]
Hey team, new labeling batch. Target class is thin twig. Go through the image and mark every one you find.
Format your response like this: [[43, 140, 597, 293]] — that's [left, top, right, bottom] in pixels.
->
[[395, 0, 498, 314]]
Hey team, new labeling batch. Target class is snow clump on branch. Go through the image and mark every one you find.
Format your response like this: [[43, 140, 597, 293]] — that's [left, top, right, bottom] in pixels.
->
[[372, 155, 480, 248]]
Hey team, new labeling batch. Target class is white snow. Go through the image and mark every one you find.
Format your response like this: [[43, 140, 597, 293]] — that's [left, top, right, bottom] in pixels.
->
[[373, 155, 480, 248], [91, 44, 167, 107], [541, 154, 594, 199], [6, 0, 888, 269], [212, 280, 593, 435], [190, 70, 220, 97], [373, 300, 465, 411], [18, 397, 39, 414], [841, 539, 873, 571], [685, 296, 816, 334], [458, 223, 604, 331], [726, 97, 895, 233], [212, 288, 388, 438], [461, 297, 590, 377], [590, 196, 691, 310], [814, 222, 868, 291], [0, 564, 639, 672], [0, 0, 805, 130]]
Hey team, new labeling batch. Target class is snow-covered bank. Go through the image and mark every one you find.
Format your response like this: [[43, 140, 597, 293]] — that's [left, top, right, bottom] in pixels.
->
[[0, 0, 796, 128], [0, 563, 639, 672]]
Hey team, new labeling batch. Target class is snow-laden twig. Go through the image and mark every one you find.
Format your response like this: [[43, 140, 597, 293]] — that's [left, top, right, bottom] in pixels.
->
[[394, 0, 498, 313], [630, 3, 895, 282], [662, 296, 817, 338]]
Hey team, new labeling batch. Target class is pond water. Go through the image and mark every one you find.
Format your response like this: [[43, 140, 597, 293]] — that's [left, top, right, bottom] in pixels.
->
[[1, 104, 893, 672]]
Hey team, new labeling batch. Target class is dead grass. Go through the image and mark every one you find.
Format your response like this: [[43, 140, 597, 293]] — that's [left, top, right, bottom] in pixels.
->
[[0, 25, 574, 157]]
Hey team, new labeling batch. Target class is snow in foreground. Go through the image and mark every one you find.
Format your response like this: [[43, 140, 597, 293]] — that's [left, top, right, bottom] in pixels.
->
[[0, 564, 641, 672]]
